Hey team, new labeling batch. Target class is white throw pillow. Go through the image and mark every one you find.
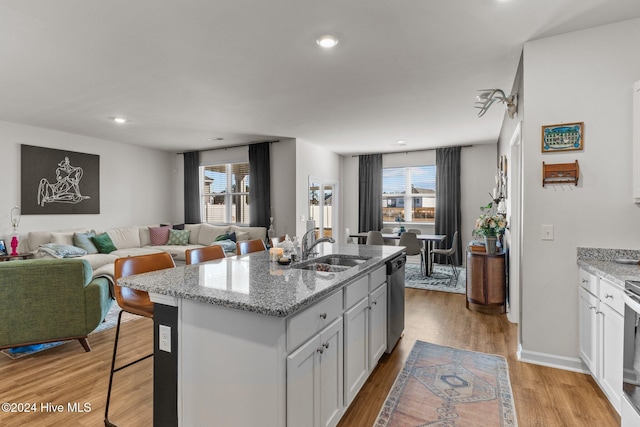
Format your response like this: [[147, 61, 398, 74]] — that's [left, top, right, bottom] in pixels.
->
[[107, 226, 141, 249]]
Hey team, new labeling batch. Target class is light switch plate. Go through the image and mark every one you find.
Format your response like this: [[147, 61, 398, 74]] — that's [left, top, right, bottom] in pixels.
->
[[159, 325, 171, 352], [541, 225, 554, 240]]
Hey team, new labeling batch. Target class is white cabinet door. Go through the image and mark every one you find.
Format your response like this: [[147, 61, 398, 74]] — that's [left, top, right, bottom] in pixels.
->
[[600, 302, 624, 412], [343, 297, 369, 406], [369, 283, 388, 370], [319, 317, 344, 427], [633, 80, 640, 203], [579, 286, 599, 376], [287, 333, 321, 427]]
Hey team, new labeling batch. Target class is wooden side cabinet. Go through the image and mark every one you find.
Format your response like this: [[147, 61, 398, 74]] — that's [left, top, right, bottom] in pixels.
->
[[466, 250, 506, 314]]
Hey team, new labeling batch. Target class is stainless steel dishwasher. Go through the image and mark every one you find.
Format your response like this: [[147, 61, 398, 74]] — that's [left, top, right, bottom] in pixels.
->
[[386, 253, 406, 353]]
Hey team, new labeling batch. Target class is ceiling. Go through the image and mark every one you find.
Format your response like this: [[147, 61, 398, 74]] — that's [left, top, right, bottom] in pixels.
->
[[1, 0, 640, 155]]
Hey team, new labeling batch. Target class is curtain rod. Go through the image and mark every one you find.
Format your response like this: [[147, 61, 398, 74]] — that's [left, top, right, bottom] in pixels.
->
[[176, 140, 280, 155], [350, 144, 472, 157]]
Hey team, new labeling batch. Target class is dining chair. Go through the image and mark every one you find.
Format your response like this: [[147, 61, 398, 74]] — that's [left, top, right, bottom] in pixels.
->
[[430, 231, 459, 282], [366, 230, 385, 245], [236, 238, 267, 255], [345, 227, 355, 245], [407, 228, 422, 235], [105, 252, 176, 427], [398, 231, 425, 275], [186, 245, 226, 265], [380, 227, 396, 246]]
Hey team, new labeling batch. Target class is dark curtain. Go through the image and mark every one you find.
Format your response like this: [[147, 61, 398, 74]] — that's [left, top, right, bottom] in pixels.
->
[[358, 154, 383, 233], [434, 146, 462, 265], [183, 151, 201, 224], [249, 142, 271, 228]]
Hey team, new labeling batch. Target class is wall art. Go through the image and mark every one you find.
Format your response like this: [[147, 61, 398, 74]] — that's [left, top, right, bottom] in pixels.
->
[[541, 122, 584, 152], [21, 145, 100, 214]]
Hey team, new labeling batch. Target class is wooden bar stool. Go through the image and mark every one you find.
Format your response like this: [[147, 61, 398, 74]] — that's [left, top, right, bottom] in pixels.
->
[[104, 252, 175, 427], [186, 245, 225, 265], [236, 239, 267, 255]]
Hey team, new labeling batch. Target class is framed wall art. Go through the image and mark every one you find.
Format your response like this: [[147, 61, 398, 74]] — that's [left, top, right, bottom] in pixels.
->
[[21, 145, 100, 215], [541, 122, 584, 153]]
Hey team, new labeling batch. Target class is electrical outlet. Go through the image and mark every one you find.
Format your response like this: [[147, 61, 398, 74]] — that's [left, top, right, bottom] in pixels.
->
[[159, 325, 171, 352], [541, 225, 554, 241]]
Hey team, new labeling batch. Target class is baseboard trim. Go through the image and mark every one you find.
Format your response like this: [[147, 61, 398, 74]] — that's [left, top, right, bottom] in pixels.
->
[[517, 347, 589, 374]]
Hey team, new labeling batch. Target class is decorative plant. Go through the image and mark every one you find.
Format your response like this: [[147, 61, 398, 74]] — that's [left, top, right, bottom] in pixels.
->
[[473, 202, 507, 238]]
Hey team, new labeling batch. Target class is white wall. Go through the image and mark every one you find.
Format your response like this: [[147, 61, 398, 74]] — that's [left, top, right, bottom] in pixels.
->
[[295, 140, 342, 238], [520, 18, 640, 369], [0, 120, 176, 242], [271, 139, 297, 237], [340, 144, 498, 261]]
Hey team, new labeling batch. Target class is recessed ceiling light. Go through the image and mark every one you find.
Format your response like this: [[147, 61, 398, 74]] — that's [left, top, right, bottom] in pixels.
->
[[112, 117, 128, 124], [396, 140, 406, 145], [316, 34, 339, 48], [208, 137, 224, 141]]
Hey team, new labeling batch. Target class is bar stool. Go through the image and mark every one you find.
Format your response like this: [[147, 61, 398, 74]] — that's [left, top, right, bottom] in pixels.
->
[[236, 239, 267, 255], [105, 252, 175, 427], [186, 245, 225, 265]]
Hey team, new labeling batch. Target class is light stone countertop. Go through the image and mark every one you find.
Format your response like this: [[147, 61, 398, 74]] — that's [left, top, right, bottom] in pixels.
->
[[577, 247, 640, 287], [118, 243, 405, 317]]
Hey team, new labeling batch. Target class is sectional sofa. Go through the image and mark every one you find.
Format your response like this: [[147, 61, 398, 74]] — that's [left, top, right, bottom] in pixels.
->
[[26, 223, 267, 280]]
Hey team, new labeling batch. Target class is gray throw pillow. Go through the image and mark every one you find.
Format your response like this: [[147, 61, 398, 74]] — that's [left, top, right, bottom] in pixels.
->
[[73, 230, 98, 254]]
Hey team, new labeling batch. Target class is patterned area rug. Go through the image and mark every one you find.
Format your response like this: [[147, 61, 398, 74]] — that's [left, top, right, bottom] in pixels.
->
[[375, 341, 517, 426], [405, 263, 466, 294], [0, 304, 138, 360]]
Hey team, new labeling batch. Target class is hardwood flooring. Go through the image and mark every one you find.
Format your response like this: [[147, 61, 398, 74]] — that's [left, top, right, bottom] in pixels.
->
[[0, 289, 620, 427]]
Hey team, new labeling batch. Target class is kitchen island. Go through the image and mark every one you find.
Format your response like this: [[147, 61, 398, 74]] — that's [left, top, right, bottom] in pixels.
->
[[118, 243, 404, 427]]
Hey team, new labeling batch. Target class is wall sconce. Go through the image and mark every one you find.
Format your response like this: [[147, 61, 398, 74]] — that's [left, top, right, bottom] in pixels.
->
[[475, 89, 518, 119]]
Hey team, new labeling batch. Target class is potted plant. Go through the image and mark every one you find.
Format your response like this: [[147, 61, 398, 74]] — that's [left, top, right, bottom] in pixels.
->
[[473, 202, 507, 254], [395, 214, 405, 236]]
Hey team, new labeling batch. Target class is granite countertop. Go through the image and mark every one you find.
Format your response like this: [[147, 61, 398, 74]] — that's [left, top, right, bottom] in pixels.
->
[[577, 247, 640, 287], [118, 243, 404, 317]]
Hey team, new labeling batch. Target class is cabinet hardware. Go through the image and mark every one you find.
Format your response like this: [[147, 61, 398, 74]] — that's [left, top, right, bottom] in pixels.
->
[[323, 342, 330, 349], [319, 313, 327, 319], [317, 347, 324, 354], [605, 294, 613, 299], [589, 305, 596, 310]]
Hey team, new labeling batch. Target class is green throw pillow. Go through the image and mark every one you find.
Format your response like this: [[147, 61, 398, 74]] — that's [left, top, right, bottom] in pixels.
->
[[91, 232, 117, 254], [73, 230, 98, 254], [167, 229, 190, 246], [214, 233, 230, 242]]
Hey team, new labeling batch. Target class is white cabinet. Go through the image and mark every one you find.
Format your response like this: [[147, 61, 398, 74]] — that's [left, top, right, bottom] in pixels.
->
[[579, 286, 598, 375], [289, 265, 390, 425], [287, 317, 344, 427], [344, 296, 369, 405], [343, 266, 388, 407], [578, 269, 624, 413], [599, 278, 624, 411], [368, 283, 387, 370]]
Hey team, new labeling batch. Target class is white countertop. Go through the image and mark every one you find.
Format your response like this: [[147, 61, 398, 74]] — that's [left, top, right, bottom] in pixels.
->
[[118, 243, 405, 317]]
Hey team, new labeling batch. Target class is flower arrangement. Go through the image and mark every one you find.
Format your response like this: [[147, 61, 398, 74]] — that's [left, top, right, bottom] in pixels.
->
[[473, 202, 507, 238]]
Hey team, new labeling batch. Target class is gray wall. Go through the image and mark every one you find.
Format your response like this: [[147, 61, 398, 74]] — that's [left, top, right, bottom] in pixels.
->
[[519, 18, 640, 370], [0, 120, 176, 241]]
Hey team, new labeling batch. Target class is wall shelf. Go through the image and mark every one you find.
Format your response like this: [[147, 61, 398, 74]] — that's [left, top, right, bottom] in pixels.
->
[[542, 160, 579, 187]]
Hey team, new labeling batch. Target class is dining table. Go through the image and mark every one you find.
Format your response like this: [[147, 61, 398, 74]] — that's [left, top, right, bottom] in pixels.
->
[[349, 232, 446, 276]]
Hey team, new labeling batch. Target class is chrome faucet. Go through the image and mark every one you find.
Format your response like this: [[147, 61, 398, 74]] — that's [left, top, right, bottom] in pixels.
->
[[301, 229, 335, 260]]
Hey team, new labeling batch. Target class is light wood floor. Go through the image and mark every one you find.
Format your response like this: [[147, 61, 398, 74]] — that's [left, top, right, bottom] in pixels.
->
[[0, 289, 620, 427]]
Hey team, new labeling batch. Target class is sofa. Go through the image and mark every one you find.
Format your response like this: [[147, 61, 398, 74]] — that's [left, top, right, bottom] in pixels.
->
[[0, 258, 114, 352], [25, 223, 268, 278]]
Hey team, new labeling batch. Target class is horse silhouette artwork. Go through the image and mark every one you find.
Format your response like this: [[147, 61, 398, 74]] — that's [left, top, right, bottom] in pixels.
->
[[37, 156, 91, 207]]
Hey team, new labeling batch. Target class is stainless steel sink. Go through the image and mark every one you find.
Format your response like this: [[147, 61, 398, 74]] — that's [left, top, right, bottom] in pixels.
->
[[292, 255, 371, 272]]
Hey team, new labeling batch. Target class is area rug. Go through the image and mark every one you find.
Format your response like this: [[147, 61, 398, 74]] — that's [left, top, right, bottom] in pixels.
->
[[375, 340, 517, 427], [405, 263, 466, 294], [1, 304, 138, 360]]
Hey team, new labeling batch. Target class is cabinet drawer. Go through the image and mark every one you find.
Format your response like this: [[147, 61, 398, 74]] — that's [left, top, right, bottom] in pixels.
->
[[369, 265, 386, 292], [599, 278, 624, 315], [287, 290, 343, 353], [579, 269, 598, 295], [344, 275, 369, 309]]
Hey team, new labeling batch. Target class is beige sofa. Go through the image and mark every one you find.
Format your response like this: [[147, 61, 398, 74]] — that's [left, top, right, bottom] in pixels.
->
[[26, 223, 267, 278]]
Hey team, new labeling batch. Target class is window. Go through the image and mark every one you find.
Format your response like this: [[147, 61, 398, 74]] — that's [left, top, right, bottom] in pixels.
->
[[202, 162, 250, 224], [382, 165, 436, 223]]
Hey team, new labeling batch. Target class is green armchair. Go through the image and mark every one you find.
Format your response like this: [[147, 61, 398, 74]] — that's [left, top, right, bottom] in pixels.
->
[[0, 258, 114, 352]]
